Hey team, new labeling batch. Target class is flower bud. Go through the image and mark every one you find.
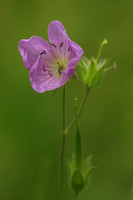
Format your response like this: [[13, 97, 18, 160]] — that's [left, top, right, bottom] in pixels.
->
[[68, 155, 93, 195], [79, 56, 107, 87], [78, 39, 115, 88], [71, 169, 84, 193], [67, 97, 93, 197]]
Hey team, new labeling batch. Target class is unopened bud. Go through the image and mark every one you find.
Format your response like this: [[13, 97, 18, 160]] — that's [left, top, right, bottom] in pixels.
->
[[71, 169, 84, 193]]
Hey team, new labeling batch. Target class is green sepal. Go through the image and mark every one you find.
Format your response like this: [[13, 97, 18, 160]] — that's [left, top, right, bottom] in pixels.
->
[[84, 58, 96, 85], [67, 154, 76, 178], [88, 59, 107, 87], [79, 56, 108, 88], [82, 155, 92, 172], [82, 156, 94, 188], [67, 154, 93, 192]]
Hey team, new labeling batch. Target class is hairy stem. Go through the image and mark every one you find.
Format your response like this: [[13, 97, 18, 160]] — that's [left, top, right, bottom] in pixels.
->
[[74, 98, 82, 170], [60, 85, 66, 199], [75, 192, 79, 200]]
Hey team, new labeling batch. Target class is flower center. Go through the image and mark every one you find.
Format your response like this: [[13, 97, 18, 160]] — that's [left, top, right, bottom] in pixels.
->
[[40, 42, 71, 78], [52, 57, 69, 78]]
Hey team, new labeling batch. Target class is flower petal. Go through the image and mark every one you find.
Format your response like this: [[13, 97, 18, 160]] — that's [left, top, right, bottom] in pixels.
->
[[29, 56, 60, 93], [48, 20, 68, 45], [68, 39, 84, 59], [18, 36, 51, 70], [60, 42, 84, 86], [60, 57, 80, 86], [60, 68, 75, 86], [48, 21, 70, 57]]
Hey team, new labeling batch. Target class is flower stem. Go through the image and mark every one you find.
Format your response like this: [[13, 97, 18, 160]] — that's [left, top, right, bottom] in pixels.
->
[[60, 85, 66, 199], [65, 87, 90, 135], [75, 192, 79, 200], [74, 98, 82, 170]]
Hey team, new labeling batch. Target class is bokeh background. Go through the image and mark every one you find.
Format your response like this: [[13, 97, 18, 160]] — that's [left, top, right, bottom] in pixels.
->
[[0, 0, 133, 199]]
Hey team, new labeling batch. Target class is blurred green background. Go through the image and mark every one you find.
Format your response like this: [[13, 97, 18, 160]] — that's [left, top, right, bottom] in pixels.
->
[[0, 0, 133, 199]]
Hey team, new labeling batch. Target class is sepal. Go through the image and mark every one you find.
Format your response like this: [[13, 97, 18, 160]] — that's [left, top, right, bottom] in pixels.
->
[[67, 155, 93, 194], [79, 56, 108, 87]]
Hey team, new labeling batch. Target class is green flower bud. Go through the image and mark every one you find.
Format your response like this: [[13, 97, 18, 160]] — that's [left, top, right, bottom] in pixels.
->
[[71, 169, 84, 193], [78, 39, 115, 88], [79, 57, 107, 87], [68, 155, 93, 195]]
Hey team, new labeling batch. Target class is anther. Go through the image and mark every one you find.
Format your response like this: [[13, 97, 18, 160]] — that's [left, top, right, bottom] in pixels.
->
[[50, 43, 56, 48], [43, 66, 46, 72], [48, 70, 53, 77], [58, 68, 62, 75], [56, 60, 60, 66], [68, 46, 71, 51], [60, 42, 63, 48], [40, 50, 46, 55]]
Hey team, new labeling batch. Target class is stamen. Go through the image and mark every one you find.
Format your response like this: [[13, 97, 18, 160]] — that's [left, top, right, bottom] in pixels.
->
[[50, 43, 56, 48], [40, 50, 46, 55], [60, 42, 63, 48], [58, 68, 62, 75], [56, 60, 60, 67], [48, 70, 53, 77], [40, 57, 55, 68], [43, 66, 46, 72], [113, 62, 117, 69], [56, 60, 59, 64], [68, 46, 71, 51]]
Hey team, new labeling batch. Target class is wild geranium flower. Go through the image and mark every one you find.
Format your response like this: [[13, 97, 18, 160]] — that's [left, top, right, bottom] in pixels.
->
[[18, 20, 83, 93]]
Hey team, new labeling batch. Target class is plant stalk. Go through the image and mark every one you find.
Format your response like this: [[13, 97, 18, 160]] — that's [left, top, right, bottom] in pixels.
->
[[65, 87, 90, 135], [60, 85, 66, 199]]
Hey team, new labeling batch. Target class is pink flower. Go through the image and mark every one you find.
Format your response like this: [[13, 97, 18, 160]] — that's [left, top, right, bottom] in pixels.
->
[[18, 21, 83, 93]]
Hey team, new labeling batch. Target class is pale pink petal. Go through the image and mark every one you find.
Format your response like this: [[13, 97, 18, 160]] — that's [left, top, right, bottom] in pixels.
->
[[60, 56, 82, 86], [48, 20, 70, 57], [29, 56, 60, 93], [68, 39, 84, 59], [18, 36, 51, 70]]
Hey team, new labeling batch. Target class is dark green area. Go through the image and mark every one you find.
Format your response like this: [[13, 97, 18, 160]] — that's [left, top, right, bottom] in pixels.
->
[[0, 0, 133, 199]]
